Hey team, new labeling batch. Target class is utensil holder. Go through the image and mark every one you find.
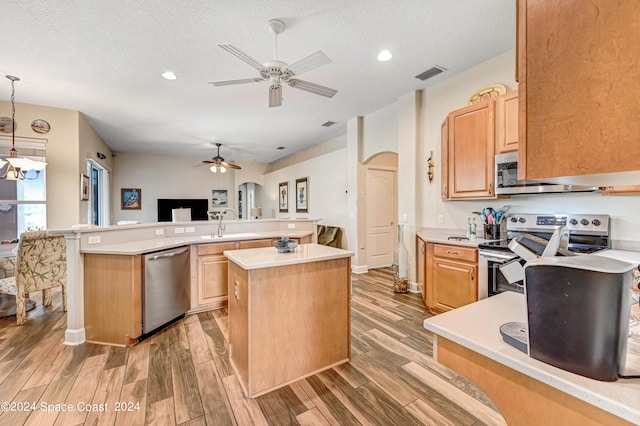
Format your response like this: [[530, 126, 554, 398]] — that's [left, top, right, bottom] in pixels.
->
[[484, 224, 500, 240]]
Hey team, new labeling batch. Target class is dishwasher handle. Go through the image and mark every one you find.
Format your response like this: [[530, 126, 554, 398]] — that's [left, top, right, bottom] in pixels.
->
[[146, 247, 189, 261]]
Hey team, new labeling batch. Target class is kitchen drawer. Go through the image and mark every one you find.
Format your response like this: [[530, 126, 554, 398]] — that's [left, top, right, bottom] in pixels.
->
[[198, 241, 238, 256], [433, 244, 477, 263]]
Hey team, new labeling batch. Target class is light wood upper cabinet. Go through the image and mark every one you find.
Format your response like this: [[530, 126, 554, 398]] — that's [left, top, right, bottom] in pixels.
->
[[495, 90, 519, 153], [518, 0, 640, 181], [445, 101, 496, 199]]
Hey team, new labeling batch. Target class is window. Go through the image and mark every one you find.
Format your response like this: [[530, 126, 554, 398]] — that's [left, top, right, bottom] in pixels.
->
[[0, 137, 46, 242], [87, 159, 110, 226]]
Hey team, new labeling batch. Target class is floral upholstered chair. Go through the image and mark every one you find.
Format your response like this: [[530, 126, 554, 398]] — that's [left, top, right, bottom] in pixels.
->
[[0, 231, 67, 325], [0, 255, 16, 279]]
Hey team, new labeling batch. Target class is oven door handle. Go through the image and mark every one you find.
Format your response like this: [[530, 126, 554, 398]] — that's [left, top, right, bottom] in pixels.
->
[[479, 250, 519, 262]]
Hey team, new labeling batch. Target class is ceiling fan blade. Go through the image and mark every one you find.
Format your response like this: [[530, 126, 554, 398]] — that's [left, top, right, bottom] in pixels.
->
[[287, 79, 337, 98], [269, 84, 282, 108], [201, 160, 216, 164], [221, 161, 242, 170], [283, 50, 331, 76], [218, 43, 267, 72], [209, 77, 264, 86]]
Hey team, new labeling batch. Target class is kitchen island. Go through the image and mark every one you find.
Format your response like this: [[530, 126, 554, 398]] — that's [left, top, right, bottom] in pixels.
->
[[224, 243, 353, 397], [423, 292, 640, 426]]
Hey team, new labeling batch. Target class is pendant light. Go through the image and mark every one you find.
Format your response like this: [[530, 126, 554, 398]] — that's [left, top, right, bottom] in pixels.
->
[[0, 75, 47, 180]]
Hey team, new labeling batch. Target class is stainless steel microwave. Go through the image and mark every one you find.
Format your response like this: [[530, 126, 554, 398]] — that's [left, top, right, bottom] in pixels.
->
[[495, 152, 598, 195]]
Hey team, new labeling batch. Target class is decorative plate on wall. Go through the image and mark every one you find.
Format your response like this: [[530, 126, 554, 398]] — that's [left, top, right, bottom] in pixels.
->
[[0, 117, 14, 133], [467, 84, 507, 105], [31, 119, 50, 134]]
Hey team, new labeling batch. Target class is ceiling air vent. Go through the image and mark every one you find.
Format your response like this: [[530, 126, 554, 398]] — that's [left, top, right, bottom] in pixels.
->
[[415, 66, 446, 81], [321, 121, 337, 127]]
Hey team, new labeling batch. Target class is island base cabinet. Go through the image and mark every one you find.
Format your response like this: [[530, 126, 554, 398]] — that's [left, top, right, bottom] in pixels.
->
[[84, 253, 142, 346], [228, 257, 351, 398], [436, 337, 634, 426]]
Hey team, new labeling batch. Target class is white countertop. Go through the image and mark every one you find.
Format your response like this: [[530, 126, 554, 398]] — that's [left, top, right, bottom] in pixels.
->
[[423, 292, 640, 424], [80, 230, 313, 255], [417, 230, 499, 248], [224, 243, 353, 270]]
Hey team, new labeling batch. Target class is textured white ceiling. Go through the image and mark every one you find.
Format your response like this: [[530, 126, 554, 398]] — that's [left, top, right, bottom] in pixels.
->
[[1, 0, 515, 163]]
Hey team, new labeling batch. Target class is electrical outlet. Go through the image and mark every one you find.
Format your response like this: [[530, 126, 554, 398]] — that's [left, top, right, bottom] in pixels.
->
[[288, 223, 295, 229], [185, 227, 195, 233], [87, 236, 101, 244], [155, 229, 164, 236], [437, 214, 444, 224], [175, 227, 185, 234]]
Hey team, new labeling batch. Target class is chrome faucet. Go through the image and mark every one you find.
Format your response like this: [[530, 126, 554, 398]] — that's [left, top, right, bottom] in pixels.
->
[[216, 208, 236, 237]]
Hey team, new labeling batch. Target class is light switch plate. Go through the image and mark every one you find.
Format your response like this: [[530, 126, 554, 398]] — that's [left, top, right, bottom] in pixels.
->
[[87, 236, 101, 244], [288, 223, 295, 229], [175, 227, 185, 234], [155, 229, 164, 236], [185, 227, 195, 233]]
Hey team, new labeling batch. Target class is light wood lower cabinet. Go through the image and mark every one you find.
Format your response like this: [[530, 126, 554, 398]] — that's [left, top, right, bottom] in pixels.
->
[[228, 256, 351, 398], [84, 253, 142, 346], [426, 243, 478, 314], [192, 236, 313, 312]]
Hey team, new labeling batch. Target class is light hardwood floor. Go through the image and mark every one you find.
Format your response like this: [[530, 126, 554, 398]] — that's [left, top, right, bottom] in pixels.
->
[[0, 268, 505, 425]]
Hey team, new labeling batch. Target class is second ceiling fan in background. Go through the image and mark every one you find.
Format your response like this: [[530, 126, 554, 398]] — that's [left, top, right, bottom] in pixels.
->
[[210, 19, 338, 108]]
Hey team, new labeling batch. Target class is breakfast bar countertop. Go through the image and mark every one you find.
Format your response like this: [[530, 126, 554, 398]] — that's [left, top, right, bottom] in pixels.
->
[[423, 292, 640, 425], [78, 230, 314, 255], [224, 243, 353, 270]]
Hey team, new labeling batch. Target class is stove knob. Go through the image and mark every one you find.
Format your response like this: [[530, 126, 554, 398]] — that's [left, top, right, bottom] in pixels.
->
[[592, 219, 601, 227], [519, 217, 526, 223], [569, 218, 578, 225], [580, 219, 589, 226], [510, 217, 518, 223]]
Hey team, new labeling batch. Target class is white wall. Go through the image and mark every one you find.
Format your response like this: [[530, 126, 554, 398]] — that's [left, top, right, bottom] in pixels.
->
[[419, 49, 640, 245], [112, 152, 238, 223], [363, 102, 399, 161], [262, 146, 348, 233]]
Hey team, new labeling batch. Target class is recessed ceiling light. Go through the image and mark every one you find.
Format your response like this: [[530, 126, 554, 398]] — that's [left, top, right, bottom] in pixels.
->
[[377, 50, 392, 62], [161, 71, 178, 80]]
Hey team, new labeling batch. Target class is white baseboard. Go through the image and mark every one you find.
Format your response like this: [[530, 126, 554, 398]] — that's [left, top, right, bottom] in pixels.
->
[[351, 264, 368, 274], [64, 328, 86, 346], [409, 281, 420, 293]]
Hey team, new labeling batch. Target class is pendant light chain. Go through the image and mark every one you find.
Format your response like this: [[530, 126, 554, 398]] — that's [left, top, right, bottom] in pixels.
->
[[9, 76, 18, 151]]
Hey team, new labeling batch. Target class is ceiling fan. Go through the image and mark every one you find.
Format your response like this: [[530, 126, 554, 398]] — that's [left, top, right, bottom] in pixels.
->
[[210, 19, 338, 108], [201, 143, 241, 173]]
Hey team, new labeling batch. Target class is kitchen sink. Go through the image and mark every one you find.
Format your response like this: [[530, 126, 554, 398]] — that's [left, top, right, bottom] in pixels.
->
[[200, 232, 260, 240]]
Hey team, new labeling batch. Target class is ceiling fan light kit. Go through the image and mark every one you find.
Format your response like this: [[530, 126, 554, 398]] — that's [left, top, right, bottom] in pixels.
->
[[210, 19, 337, 108], [202, 143, 241, 174]]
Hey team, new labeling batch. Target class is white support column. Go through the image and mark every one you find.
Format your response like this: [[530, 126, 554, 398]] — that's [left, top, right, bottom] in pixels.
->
[[63, 233, 86, 345]]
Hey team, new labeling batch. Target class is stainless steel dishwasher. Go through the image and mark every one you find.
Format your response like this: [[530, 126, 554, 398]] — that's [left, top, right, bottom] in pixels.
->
[[142, 245, 191, 334]]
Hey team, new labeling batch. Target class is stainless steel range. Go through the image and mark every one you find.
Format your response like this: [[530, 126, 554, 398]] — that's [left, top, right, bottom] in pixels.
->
[[478, 213, 610, 299]]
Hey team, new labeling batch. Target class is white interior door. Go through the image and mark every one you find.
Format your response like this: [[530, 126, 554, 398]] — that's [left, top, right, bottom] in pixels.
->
[[366, 167, 397, 268]]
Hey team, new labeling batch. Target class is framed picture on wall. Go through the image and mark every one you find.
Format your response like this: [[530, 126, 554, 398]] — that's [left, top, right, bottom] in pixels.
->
[[278, 181, 289, 212], [80, 174, 90, 201], [212, 189, 228, 207], [121, 188, 141, 210], [295, 177, 309, 213]]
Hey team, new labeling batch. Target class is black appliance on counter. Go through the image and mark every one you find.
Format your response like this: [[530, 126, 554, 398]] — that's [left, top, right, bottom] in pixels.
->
[[478, 213, 610, 298], [524, 255, 634, 381]]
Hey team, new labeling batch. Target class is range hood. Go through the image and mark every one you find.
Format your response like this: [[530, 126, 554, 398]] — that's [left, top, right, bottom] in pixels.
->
[[496, 182, 600, 195], [495, 152, 600, 195]]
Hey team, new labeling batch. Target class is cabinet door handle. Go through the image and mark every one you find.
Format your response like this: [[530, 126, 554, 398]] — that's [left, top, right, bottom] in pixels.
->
[[421, 245, 425, 254], [447, 250, 458, 255], [234, 281, 239, 300], [470, 269, 475, 281], [442, 185, 448, 198], [489, 182, 493, 195]]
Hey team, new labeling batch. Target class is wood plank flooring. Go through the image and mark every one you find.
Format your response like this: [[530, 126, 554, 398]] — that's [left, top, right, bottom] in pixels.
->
[[0, 268, 505, 425]]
